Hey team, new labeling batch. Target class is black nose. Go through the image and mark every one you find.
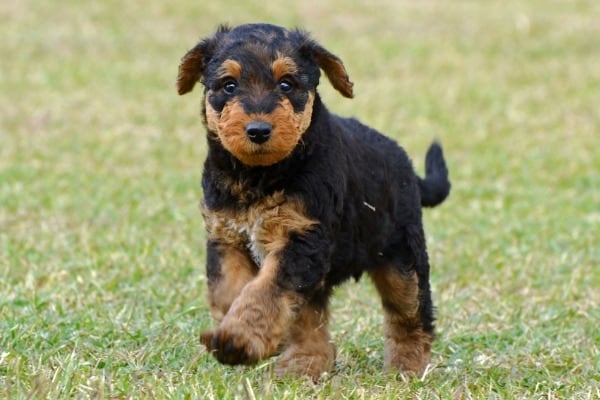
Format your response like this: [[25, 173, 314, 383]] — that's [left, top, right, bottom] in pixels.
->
[[245, 122, 272, 144]]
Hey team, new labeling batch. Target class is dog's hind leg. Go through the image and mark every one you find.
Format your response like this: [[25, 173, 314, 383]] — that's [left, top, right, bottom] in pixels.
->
[[275, 297, 335, 381], [369, 225, 434, 374], [369, 267, 433, 374]]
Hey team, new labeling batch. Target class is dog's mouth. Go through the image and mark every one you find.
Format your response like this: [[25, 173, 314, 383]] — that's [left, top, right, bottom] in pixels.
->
[[247, 143, 273, 154], [237, 140, 295, 166], [225, 130, 302, 166]]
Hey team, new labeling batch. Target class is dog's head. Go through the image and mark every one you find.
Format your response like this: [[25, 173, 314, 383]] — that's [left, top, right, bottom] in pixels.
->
[[177, 23, 353, 167]]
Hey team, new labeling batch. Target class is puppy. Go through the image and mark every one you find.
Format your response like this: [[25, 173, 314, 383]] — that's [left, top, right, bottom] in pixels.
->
[[177, 23, 450, 380]]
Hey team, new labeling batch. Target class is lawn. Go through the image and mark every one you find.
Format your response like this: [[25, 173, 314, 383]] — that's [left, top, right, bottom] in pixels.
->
[[1, 0, 599, 398]]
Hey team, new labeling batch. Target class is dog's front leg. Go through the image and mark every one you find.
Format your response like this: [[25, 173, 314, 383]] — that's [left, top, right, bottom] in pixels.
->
[[200, 251, 304, 365], [205, 241, 258, 322]]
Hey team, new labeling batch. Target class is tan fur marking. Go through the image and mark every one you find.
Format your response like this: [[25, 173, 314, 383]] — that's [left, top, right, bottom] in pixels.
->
[[313, 49, 354, 98], [202, 191, 317, 264], [207, 246, 257, 321], [217, 59, 243, 80], [369, 269, 432, 374], [204, 92, 315, 166], [276, 304, 335, 381], [271, 56, 298, 82], [296, 92, 315, 135], [370, 269, 419, 320], [177, 48, 204, 95], [382, 323, 432, 373], [204, 94, 219, 133]]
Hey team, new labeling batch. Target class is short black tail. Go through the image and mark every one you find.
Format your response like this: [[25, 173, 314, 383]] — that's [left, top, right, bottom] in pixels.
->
[[418, 142, 451, 207]]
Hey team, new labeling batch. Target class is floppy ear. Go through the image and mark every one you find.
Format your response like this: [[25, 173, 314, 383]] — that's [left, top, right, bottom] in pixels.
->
[[312, 45, 354, 98], [177, 26, 230, 95], [177, 41, 210, 95]]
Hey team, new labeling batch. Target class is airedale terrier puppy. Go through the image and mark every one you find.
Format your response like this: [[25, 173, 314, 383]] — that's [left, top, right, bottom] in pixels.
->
[[176, 23, 450, 380]]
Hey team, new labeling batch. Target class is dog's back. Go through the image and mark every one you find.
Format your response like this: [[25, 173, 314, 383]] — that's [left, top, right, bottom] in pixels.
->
[[298, 108, 449, 286]]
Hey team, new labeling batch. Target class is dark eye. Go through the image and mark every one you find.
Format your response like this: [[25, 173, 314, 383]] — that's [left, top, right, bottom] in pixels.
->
[[223, 80, 237, 95], [278, 79, 293, 93]]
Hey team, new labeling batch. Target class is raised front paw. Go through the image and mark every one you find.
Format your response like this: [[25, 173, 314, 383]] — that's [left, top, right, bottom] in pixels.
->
[[200, 325, 265, 365]]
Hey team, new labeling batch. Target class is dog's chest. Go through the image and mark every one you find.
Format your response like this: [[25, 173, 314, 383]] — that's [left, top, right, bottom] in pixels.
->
[[202, 190, 316, 267], [221, 212, 268, 266]]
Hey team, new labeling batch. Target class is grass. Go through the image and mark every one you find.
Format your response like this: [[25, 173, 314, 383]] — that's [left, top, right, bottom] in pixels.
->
[[1, 0, 599, 398]]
